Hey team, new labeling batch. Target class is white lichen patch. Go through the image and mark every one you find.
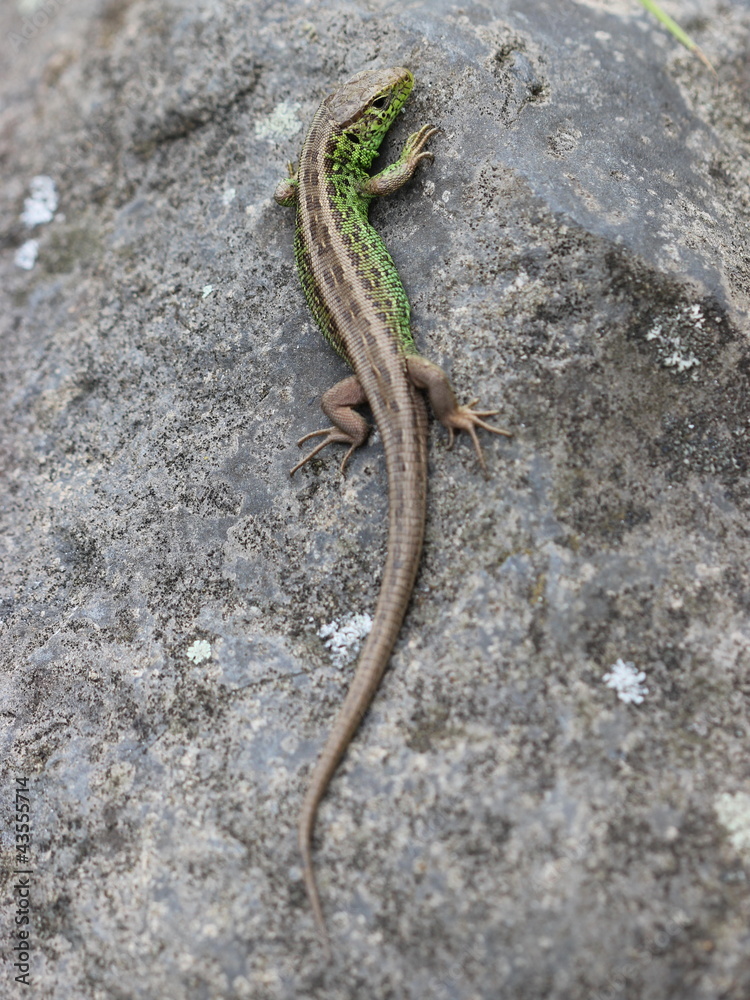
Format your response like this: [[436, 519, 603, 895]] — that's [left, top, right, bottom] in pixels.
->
[[14, 238, 39, 270], [644, 303, 706, 373], [318, 613, 372, 668], [602, 658, 649, 704], [186, 639, 212, 663], [20, 174, 58, 227], [254, 101, 302, 142], [714, 792, 750, 855], [509, 269, 530, 291]]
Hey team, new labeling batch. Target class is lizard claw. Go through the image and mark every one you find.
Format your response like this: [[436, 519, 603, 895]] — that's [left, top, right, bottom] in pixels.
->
[[291, 428, 359, 476], [404, 124, 440, 162], [443, 403, 512, 472], [404, 356, 511, 474]]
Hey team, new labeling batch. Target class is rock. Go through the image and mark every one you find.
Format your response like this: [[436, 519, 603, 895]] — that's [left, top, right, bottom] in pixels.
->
[[1, 0, 749, 997]]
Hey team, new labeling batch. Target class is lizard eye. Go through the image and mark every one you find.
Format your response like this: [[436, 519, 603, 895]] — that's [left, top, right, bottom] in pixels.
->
[[371, 95, 389, 109]]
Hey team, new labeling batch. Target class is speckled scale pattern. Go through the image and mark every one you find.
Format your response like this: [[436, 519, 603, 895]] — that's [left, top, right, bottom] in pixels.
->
[[293, 127, 416, 363], [292, 68, 418, 364]]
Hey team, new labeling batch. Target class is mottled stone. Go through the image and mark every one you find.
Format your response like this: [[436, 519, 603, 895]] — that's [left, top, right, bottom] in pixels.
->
[[1, 1, 749, 998]]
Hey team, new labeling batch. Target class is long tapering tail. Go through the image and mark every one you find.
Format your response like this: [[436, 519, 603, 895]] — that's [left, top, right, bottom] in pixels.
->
[[298, 389, 428, 953]]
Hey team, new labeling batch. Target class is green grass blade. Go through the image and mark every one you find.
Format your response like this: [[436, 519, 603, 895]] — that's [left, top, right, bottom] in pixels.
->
[[637, 0, 715, 72]]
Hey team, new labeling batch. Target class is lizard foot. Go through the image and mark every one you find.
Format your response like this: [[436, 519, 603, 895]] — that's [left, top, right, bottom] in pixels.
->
[[361, 124, 439, 197], [443, 399, 512, 472], [402, 123, 440, 168], [406, 356, 511, 473], [290, 374, 370, 476], [291, 428, 361, 476]]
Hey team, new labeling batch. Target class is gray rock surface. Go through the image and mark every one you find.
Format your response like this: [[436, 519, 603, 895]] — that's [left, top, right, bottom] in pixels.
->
[[2, 0, 750, 997]]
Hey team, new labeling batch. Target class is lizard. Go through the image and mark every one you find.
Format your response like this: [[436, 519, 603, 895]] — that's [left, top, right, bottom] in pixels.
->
[[274, 65, 510, 954]]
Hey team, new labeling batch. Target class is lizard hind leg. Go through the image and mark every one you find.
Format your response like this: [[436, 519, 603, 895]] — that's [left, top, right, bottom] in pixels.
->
[[290, 374, 371, 476], [406, 355, 511, 472]]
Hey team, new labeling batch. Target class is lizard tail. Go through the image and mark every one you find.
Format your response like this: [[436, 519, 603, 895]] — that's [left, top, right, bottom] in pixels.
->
[[298, 393, 428, 953], [297, 579, 420, 955]]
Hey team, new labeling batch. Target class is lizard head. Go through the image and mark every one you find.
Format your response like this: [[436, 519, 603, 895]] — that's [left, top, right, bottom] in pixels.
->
[[324, 66, 414, 161]]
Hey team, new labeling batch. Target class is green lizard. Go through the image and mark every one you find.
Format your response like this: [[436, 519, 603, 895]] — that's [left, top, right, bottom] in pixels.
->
[[274, 66, 509, 953]]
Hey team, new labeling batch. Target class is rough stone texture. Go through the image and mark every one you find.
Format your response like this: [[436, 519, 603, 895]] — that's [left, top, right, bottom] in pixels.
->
[[1, 0, 750, 997]]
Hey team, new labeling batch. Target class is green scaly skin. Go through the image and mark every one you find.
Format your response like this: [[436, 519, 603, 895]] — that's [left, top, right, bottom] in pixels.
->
[[277, 69, 418, 359], [274, 66, 510, 956]]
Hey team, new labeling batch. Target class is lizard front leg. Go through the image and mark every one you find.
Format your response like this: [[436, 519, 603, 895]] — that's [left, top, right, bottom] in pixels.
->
[[290, 374, 371, 475], [273, 162, 299, 206], [360, 124, 439, 197], [406, 355, 511, 471]]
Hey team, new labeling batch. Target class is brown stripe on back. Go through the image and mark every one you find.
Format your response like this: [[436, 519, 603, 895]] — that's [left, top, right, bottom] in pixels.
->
[[296, 107, 411, 382]]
